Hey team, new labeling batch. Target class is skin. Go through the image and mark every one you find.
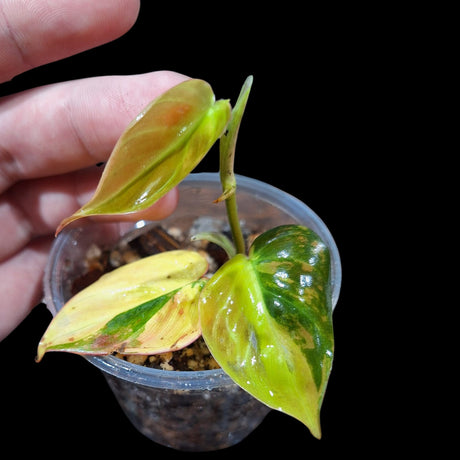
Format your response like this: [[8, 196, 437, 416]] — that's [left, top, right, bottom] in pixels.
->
[[0, 0, 188, 340]]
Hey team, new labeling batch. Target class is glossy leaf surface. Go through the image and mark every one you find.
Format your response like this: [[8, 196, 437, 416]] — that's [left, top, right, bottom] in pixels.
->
[[199, 225, 333, 439], [37, 250, 208, 361], [57, 79, 231, 233]]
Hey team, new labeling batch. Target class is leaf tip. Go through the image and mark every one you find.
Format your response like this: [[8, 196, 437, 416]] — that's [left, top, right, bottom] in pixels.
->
[[55, 220, 67, 237], [298, 407, 323, 440], [55, 211, 86, 236], [35, 342, 47, 363]]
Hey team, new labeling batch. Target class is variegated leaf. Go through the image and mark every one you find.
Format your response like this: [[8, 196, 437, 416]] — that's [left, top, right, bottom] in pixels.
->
[[37, 250, 208, 361], [57, 79, 231, 233], [199, 225, 333, 439]]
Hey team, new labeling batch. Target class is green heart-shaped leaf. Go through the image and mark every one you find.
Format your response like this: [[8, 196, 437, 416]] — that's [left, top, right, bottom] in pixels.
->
[[37, 250, 208, 361], [57, 79, 231, 233], [199, 225, 333, 439]]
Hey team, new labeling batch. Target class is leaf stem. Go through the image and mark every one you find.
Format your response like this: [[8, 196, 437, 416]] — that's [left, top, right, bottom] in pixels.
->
[[217, 75, 253, 255]]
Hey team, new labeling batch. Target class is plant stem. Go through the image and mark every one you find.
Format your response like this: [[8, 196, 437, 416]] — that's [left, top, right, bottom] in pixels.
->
[[217, 75, 253, 255], [224, 194, 246, 254]]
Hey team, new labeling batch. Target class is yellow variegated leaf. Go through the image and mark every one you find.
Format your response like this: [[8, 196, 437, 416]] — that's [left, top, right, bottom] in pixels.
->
[[199, 225, 333, 439], [37, 250, 208, 361]]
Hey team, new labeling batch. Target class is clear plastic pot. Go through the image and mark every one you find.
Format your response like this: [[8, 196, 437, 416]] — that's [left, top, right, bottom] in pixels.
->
[[43, 173, 342, 451]]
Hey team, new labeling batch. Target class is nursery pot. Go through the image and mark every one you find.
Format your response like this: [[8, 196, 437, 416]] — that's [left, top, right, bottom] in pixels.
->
[[43, 172, 342, 452]]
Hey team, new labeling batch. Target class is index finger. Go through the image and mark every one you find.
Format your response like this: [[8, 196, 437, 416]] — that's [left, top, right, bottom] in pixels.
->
[[0, 0, 140, 83], [0, 70, 189, 193]]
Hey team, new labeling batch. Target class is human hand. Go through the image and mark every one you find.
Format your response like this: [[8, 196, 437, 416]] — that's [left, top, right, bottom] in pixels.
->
[[0, 0, 187, 340]]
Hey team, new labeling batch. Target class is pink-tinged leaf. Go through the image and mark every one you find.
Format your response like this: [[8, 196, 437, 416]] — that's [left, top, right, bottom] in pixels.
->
[[37, 250, 208, 361], [57, 79, 231, 233]]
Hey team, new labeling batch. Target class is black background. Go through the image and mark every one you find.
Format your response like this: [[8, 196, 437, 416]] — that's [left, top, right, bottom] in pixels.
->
[[0, 2, 399, 457]]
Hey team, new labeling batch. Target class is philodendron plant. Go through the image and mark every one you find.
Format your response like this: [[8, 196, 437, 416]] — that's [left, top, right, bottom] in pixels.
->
[[37, 76, 334, 440]]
